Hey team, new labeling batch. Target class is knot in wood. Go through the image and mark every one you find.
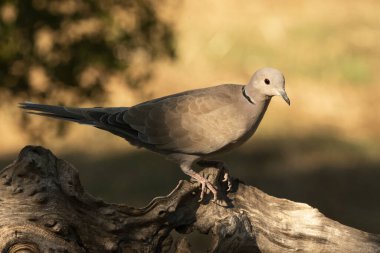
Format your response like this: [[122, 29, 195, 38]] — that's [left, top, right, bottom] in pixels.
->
[[8, 243, 40, 253]]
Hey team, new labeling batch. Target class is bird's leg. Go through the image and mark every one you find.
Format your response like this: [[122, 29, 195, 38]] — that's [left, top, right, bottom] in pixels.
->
[[197, 160, 232, 192], [180, 163, 218, 202]]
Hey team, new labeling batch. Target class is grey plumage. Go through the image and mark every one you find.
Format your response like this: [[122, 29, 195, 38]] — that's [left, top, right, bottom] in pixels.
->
[[20, 67, 290, 201]]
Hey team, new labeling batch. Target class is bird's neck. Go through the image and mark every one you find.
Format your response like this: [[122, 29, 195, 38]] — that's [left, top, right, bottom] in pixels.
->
[[243, 85, 270, 105]]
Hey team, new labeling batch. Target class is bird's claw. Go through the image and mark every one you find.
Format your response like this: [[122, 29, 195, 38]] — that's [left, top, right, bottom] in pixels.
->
[[197, 178, 217, 202], [197, 160, 233, 192], [192, 160, 232, 204], [222, 170, 233, 192]]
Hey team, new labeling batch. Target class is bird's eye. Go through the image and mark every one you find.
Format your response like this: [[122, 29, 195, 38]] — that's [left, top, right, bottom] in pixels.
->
[[264, 78, 270, 85]]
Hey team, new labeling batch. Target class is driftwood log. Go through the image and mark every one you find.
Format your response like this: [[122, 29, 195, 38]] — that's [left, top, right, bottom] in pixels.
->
[[0, 146, 379, 253]]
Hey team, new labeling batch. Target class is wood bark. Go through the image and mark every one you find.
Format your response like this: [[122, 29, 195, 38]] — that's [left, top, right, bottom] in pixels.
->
[[0, 146, 379, 253]]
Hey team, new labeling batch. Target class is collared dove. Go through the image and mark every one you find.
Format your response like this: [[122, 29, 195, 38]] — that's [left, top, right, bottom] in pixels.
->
[[20, 67, 290, 202]]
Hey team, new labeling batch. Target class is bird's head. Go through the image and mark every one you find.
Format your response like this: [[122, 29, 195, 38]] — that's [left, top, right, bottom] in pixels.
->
[[247, 67, 290, 105]]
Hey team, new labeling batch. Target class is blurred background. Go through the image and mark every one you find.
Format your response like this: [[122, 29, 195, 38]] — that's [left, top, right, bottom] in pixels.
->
[[0, 0, 379, 242]]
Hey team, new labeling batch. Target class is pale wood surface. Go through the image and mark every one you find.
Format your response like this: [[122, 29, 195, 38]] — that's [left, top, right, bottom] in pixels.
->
[[0, 146, 379, 252]]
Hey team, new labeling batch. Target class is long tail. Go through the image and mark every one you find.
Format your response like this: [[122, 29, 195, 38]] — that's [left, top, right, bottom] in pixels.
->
[[19, 102, 138, 140], [19, 102, 102, 125]]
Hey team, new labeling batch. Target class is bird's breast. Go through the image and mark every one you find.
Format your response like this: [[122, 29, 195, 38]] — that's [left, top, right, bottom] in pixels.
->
[[206, 100, 271, 155]]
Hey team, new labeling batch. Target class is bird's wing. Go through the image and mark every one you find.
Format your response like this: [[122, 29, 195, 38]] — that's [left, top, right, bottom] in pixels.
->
[[20, 85, 250, 154], [124, 84, 249, 154]]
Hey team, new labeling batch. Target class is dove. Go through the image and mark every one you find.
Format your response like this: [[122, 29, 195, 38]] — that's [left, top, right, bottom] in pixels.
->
[[20, 67, 290, 202]]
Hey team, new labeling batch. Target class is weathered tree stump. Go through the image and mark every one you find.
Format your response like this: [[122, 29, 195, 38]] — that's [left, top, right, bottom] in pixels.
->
[[0, 146, 379, 252]]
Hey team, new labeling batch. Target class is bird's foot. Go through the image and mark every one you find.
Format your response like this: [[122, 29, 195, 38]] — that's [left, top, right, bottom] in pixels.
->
[[186, 170, 219, 202], [181, 160, 232, 206], [222, 169, 232, 192], [197, 160, 233, 192], [196, 175, 218, 202]]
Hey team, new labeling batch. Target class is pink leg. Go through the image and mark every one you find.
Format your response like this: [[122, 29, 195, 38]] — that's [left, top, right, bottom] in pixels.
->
[[180, 163, 218, 201], [197, 160, 232, 192]]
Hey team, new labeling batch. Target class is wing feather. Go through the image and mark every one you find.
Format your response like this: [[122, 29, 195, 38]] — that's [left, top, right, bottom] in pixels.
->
[[124, 84, 247, 154], [21, 84, 249, 154]]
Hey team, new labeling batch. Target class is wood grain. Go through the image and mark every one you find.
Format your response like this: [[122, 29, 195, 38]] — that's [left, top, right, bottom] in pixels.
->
[[0, 146, 379, 252]]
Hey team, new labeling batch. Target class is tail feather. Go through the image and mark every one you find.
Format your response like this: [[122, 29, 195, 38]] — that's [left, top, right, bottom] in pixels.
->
[[19, 102, 137, 141], [19, 102, 94, 125]]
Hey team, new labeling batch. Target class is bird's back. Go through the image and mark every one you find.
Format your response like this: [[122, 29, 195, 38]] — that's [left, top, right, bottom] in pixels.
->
[[124, 84, 266, 155]]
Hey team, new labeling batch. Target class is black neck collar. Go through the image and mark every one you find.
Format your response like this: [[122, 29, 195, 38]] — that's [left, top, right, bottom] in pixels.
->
[[242, 86, 255, 104]]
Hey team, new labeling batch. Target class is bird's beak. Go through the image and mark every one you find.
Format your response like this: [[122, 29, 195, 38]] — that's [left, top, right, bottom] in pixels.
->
[[279, 90, 290, 105]]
